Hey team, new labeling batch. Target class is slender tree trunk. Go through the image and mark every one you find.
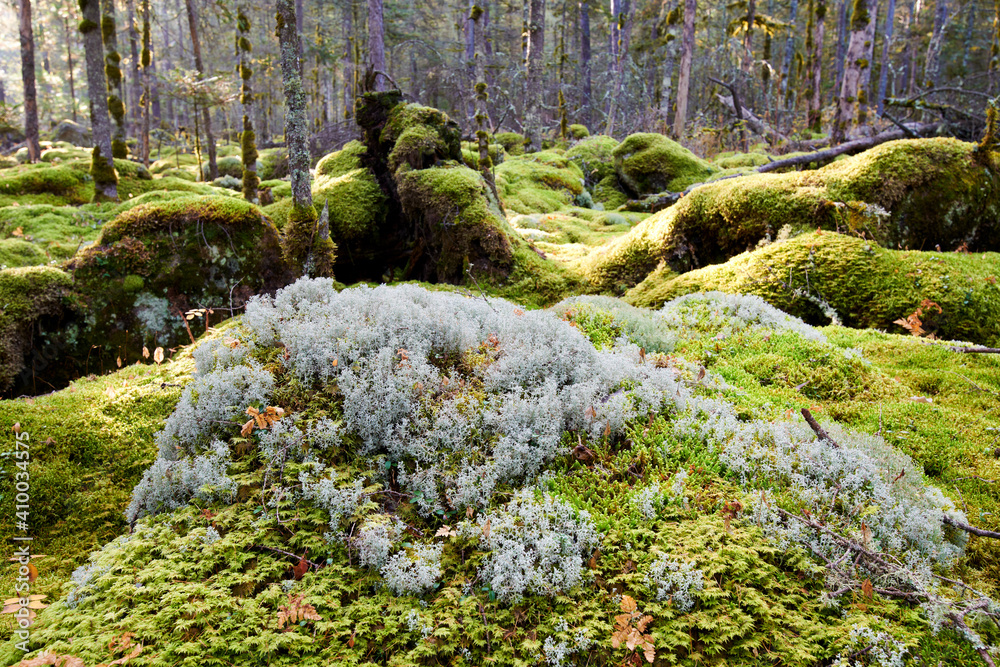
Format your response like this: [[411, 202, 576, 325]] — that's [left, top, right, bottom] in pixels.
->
[[673, 0, 696, 137], [102, 0, 128, 157], [959, 0, 975, 76], [62, 11, 78, 123], [779, 0, 799, 104], [125, 0, 141, 134], [605, 1, 633, 135], [80, 0, 118, 200], [342, 0, 354, 118], [367, 0, 387, 91], [525, 0, 545, 150], [237, 6, 258, 202], [806, 0, 826, 133], [471, 3, 497, 194], [877, 0, 895, 114], [991, 0, 1000, 92], [140, 0, 150, 165], [579, 0, 591, 130], [832, 0, 875, 143], [923, 0, 948, 88], [184, 0, 217, 178], [610, 0, 621, 62], [857, 0, 877, 124], [903, 0, 918, 95], [19, 0, 40, 161], [465, 0, 476, 120], [742, 0, 756, 73]]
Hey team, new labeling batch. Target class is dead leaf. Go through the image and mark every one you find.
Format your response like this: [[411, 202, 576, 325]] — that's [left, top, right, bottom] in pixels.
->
[[11, 226, 23, 237], [584, 405, 596, 420], [27, 562, 38, 582], [116, 356, 122, 368], [861, 578, 874, 600], [860, 520, 872, 549], [331, 357, 338, 367], [696, 367, 706, 382], [292, 551, 309, 581], [482, 518, 491, 540], [12, 422, 21, 434], [908, 396, 933, 404], [11, 652, 85, 667], [153, 347, 164, 365], [434, 525, 454, 538], [142, 346, 150, 359], [620, 595, 637, 613], [277, 593, 321, 630]]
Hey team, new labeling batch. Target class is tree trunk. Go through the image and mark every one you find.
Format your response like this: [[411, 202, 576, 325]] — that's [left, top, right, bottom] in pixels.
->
[[342, 0, 354, 118], [125, 0, 141, 135], [184, 0, 217, 178], [903, 0, 918, 95], [102, 0, 128, 158], [923, 0, 948, 88], [992, 0, 999, 92], [858, 0, 875, 125], [834, 0, 848, 96], [673, 0, 696, 137], [806, 0, 826, 133], [465, 0, 476, 121], [605, 0, 632, 135], [610, 0, 621, 62], [877, 0, 895, 114], [525, 0, 545, 150], [62, 10, 78, 123], [80, 0, 118, 200], [19, 0, 40, 162], [237, 6, 258, 203], [367, 0, 387, 91], [779, 0, 799, 104], [742, 0, 756, 73], [832, 0, 874, 143], [579, 0, 591, 130], [140, 0, 151, 165]]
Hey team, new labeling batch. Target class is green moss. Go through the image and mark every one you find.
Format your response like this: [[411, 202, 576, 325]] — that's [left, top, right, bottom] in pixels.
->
[[495, 152, 586, 215], [314, 140, 367, 178], [0, 266, 75, 390], [90, 145, 119, 203], [568, 123, 590, 140], [380, 104, 461, 163], [257, 148, 288, 180], [712, 151, 772, 168], [612, 133, 717, 196], [586, 138, 1000, 290], [0, 205, 103, 260], [205, 155, 245, 180], [0, 238, 48, 267], [312, 168, 386, 243], [494, 131, 526, 156], [592, 174, 629, 210], [566, 135, 619, 185], [0, 164, 91, 206], [388, 125, 449, 172], [626, 231, 1000, 346]]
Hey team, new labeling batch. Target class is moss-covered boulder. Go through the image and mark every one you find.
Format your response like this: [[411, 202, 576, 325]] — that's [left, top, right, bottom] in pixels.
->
[[314, 139, 367, 177], [568, 123, 590, 140], [0, 237, 48, 267], [64, 196, 290, 370], [0, 164, 91, 206], [612, 133, 716, 196], [50, 119, 92, 147], [397, 164, 514, 281], [592, 174, 629, 209], [379, 103, 462, 170], [494, 131, 527, 156], [495, 151, 585, 215], [586, 138, 1000, 289], [0, 266, 76, 391], [626, 231, 1000, 346], [712, 151, 772, 168], [567, 135, 619, 186]]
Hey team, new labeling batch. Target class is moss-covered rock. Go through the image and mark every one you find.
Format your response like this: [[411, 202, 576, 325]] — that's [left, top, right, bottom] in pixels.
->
[[0, 266, 76, 391], [495, 151, 585, 215], [0, 164, 91, 206], [63, 196, 291, 374], [566, 135, 619, 186], [586, 138, 1000, 289], [612, 133, 717, 196], [568, 123, 590, 140], [397, 163, 514, 281], [258, 148, 289, 180], [0, 205, 104, 260], [49, 119, 92, 147], [712, 151, 772, 168], [314, 140, 367, 177], [379, 103, 462, 167], [460, 141, 505, 170], [626, 231, 1000, 346], [204, 155, 245, 179], [494, 131, 526, 156], [592, 174, 629, 210]]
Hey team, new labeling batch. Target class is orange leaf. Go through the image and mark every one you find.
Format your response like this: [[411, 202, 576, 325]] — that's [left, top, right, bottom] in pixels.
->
[[861, 578, 873, 600], [482, 518, 491, 540], [620, 595, 637, 613], [292, 552, 309, 581], [11, 226, 23, 237], [644, 643, 655, 663], [240, 419, 255, 438], [116, 356, 122, 368], [27, 562, 38, 583]]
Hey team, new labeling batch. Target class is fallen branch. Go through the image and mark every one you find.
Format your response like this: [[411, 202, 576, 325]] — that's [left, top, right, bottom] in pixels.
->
[[947, 346, 1000, 354], [248, 544, 324, 570], [756, 122, 941, 173], [714, 92, 788, 145], [801, 408, 839, 448], [943, 515, 1000, 540]]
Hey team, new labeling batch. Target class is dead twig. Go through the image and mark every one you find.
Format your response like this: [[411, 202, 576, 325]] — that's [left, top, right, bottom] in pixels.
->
[[801, 408, 839, 448]]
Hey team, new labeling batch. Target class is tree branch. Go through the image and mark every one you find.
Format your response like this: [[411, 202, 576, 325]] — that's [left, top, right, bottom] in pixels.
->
[[801, 408, 839, 448]]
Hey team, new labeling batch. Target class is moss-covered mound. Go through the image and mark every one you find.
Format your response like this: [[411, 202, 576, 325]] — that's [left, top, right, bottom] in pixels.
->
[[495, 151, 586, 215], [0, 237, 48, 267], [566, 135, 619, 186], [0, 164, 91, 206], [712, 151, 772, 169], [314, 139, 367, 177], [60, 196, 290, 381], [612, 133, 716, 197], [494, 131, 526, 156], [626, 231, 1000, 346], [585, 138, 1000, 289], [0, 266, 76, 391], [4, 281, 994, 666], [378, 103, 462, 167]]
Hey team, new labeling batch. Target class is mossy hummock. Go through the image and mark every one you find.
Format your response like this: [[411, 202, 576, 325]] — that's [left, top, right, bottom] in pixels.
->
[[611, 132, 717, 196], [586, 138, 1000, 290]]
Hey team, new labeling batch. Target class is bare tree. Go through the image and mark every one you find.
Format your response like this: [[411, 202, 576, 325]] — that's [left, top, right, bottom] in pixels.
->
[[579, 0, 591, 129], [877, 0, 896, 115], [368, 0, 387, 91], [673, 0, 696, 137], [806, 0, 826, 132], [19, 0, 40, 161], [742, 0, 757, 73]]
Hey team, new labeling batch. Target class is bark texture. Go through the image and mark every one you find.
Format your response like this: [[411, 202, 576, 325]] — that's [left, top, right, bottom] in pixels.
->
[[807, 0, 826, 132], [19, 0, 40, 162], [579, 0, 591, 129], [367, 0, 387, 91], [525, 0, 545, 150], [672, 0, 696, 136], [102, 0, 128, 158], [832, 0, 875, 144], [80, 0, 118, 201]]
